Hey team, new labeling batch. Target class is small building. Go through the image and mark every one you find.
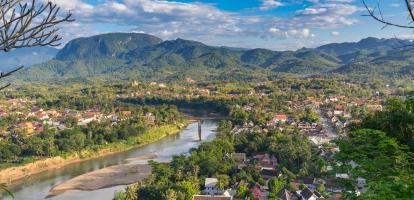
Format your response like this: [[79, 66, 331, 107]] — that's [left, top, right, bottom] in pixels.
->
[[333, 110, 344, 116], [120, 111, 132, 117], [357, 177, 366, 189], [204, 178, 220, 195], [192, 195, 231, 200], [254, 153, 278, 169], [336, 173, 350, 179], [230, 153, 246, 163], [349, 160, 360, 169], [297, 186, 324, 200], [261, 168, 282, 180], [276, 189, 296, 200], [35, 113, 49, 120], [274, 115, 288, 123]]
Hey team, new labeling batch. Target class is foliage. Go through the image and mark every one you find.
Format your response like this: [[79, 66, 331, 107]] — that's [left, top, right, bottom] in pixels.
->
[[360, 98, 414, 150], [336, 129, 414, 199], [235, 184, 249, 198], [268, 177, 286, 198]]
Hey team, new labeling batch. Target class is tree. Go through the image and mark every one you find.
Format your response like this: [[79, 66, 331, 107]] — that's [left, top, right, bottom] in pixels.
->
[[0, 0, 74, 89], [363, 0, 414, 29], [177, 181, 199, 200], [165, 189, 178, 200], [216, 175, 230, 191], [268, 177, 286, 198], [235, 184, 249, 198]]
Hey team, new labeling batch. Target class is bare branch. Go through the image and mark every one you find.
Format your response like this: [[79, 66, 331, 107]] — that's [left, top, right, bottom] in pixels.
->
[[0, 0, 74, 90], [0, 0, 74, 52], [362, 0, 414, 29]]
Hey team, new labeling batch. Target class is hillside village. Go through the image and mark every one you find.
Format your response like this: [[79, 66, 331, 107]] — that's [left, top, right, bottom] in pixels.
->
[[0, 79, 406, 200], [0, 98, 156, 140]]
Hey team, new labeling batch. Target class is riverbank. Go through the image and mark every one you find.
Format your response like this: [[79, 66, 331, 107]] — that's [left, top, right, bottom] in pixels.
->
[[47, 163, 152, 198], [0, 122, 187, 185]]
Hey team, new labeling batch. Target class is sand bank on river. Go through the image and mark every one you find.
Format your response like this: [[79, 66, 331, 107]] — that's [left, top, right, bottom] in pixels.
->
[[0, 124, 184, 186], [47, 163, 152, 197], [124, 153, 157, 161]]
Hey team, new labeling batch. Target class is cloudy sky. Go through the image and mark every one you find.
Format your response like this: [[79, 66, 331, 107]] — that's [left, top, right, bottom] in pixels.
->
[[49, 0, 414, 50]]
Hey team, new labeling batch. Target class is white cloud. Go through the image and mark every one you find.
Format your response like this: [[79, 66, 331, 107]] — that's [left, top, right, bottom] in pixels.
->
[[331, 31, 340, 36], [260, 0, 284, 10], [269, 27, 313, 38], [269, 27, 280, 33], [397, 34, 414, 40], [42, 0, 363, 49]]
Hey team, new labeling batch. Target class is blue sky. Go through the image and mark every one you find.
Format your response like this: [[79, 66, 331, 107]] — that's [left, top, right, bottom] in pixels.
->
[[51, 0, 414, 50]]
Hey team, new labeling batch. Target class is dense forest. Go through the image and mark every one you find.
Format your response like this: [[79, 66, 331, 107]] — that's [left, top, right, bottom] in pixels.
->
[[10, 33, 414, 84]]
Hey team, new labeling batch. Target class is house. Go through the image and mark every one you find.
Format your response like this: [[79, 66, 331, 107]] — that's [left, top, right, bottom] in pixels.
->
[[144, 113, 155, 125], [0, 110, 8, 117], [47, 110, 60, 118], [195, 89, 210, 96], [274, 115, 288, 123], [326, 96, 338, 103], [120, 111, 132, 117], [333, 110, 344, 116], [185, 77, 197, 84], [355, 99, 365, 106], [334, 105, 344, 111], [254, 153, 278, 169], [192, 195, 231, 200], [30, 107, 43, 115], [16, 122, 34, 135], [336, 173, 350, 179], [34, 126, 44, 133], [276, 189, 296, 200], [297, 186, 324, 200], [204, 178, 220, 195], [295, 177, 317, 189], [231, 153, 246, 163], [367, 104, 383, 111], [357, 177, 366, 189], [261, 168, 282, 180], [35, 113, 49, 120], [324, 179, 345, 193], [349, 160, 360, 169], [158, 83, 167, 88]]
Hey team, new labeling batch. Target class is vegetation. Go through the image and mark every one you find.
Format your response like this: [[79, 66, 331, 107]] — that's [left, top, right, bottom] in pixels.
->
[[0, 105, 184, 168], [13, 33, 414, 83], [337, 99, 414, 199]]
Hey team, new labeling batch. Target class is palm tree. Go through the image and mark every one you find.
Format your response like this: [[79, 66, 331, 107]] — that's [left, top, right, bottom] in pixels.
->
[[216, 175, 230, 192]]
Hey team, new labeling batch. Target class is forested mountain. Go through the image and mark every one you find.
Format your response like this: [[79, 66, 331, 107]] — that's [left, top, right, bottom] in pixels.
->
[[0, 46, 58, 72], [13, 33, 414, 82]]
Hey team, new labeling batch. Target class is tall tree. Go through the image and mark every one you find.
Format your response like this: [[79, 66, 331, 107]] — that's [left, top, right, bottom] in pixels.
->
[[0, 0, 74, 90]]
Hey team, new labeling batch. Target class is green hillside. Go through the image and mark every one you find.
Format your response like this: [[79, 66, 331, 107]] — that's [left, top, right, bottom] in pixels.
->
[[13, 33, 414, 83]]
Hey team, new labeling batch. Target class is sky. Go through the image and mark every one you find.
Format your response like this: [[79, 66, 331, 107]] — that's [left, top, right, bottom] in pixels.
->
[[46, 0, 414, 50]]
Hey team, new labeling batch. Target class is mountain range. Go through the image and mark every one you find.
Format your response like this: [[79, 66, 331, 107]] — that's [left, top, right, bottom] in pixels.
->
[[0, 46, 58, 72], [10, 33, 414, 83]]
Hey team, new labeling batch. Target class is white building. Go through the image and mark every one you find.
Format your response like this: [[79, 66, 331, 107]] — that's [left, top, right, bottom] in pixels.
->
[[204, 178, 220, 195]]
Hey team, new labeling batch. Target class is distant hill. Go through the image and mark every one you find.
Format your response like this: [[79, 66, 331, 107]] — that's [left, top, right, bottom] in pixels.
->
[[0, 46, 58, 72], [14, 33, 414, 83], [317, 37, 412, 56], [56, 33, 162, 60]]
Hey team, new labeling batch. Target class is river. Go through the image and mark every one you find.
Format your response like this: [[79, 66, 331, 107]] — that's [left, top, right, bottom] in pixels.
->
[[1, 120, 218, 200]]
